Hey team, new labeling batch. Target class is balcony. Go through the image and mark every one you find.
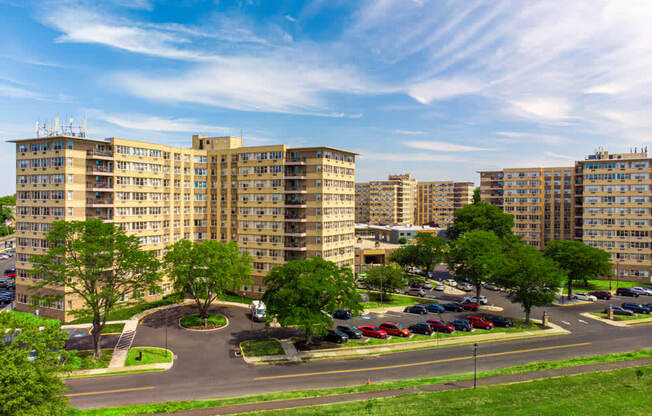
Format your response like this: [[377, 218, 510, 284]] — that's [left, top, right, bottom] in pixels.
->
[[285, 157, 307, 165], [86, 165, 113, 175], [284, 186, 307, 194], [86, 182, 114, 191], [284, 198, 307, 208], [86, 150, 114, 160], [86, 198, 113, 207]]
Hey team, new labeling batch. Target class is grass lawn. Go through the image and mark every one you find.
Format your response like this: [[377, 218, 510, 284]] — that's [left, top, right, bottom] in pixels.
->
[[3, 310, 60, 325], [594, 312, 651, 321], [562, 279, 638, 294], [240, 339, 284, 357], [179, 313, 226, 329], [64, 349, 113, 371], [125, 347, 172, 366], [346, 319, 540, 347], [231, 366, 652, 416], [359, 291, 431, 309], [69, 293, 185, 324], [65, 349, 652, 416], [89, 323, 125, 335], [219, 293, 253, 305]]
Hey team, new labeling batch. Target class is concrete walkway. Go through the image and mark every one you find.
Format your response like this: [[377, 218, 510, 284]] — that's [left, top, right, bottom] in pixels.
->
[[279, 339, 300, 362], [148, 357, 652, 415]]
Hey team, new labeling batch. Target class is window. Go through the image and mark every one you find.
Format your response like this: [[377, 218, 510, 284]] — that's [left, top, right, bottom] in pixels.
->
[[67, 191, 73, 200]]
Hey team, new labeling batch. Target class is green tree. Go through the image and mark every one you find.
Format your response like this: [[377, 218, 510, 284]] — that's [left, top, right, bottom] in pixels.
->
[[29, 219, 162, 359], [472, 187, 481, 204], [388, 233, 446, 276], [447, 230, 502, 301], [362, 264, 406, 304], [447, 202, 514, 240], [164, 239, 253, 320], [397, 237, 407, 245], [388, 245, 418, 272], [495, 243, 563, 323], [544, 240, 613, 299], [262, 258, 363, 344], [0, 312, 70, 416]]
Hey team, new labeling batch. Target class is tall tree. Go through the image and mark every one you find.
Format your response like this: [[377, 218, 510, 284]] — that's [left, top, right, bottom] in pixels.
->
[[362, 264, 406, 303], [0, 312, 70, 416], [472, 187, 481, 204], [164, 239, 253, 320], [388, 232, 446, 276], [544, 240, 613, 299], [495, 243, 563, 323], [447, 230, 502, 301], [30, 219, 162, 359], [447, 202, 514, 240], [262, 258, 363, 344]]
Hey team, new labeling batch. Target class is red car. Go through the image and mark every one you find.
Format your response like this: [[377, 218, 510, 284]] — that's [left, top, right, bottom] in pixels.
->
[[6, 273, 15, 279], [590, 290, 611, 300], [460, 300, 479, 311], [357, 325, 388, 339], [379, 322, 411, 337], [426, 319, 455, 333], [465, 315, 493, 330]]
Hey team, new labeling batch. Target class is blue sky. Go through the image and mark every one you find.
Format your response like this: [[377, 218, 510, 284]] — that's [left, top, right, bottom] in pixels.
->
[[2, 0, 652, 195]]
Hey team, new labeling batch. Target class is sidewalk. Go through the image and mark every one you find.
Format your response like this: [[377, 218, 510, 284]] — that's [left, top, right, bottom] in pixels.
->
[[150, 357, 652, 415]]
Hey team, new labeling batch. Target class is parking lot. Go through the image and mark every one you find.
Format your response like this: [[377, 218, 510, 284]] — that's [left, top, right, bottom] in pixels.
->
[[0, 249, 16, 310]]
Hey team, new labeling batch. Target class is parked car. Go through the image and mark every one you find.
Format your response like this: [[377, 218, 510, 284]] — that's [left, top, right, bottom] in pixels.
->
[[449, 319, 473, 332], [379, 322, 411, 337], [458, 283, 473, 292], [571, 293, 598, 302], [6, 272, 15, 279], [426, 319, 454, 333], [589, 290, 611, 300], [460, 300, 479, 311], [409, 322, 433, 335], [336, 325, 363, 339], [631, 287, 652, 296], [621, 303, 651, 314], [443, 279, 457, 287], [357, 325, 387, 339], [607, 306, 635, 316], [410, 280, 424, 288], [3, 268, 15, 276], [333, 309, 352, 320], [405, 288, 426, 297], [434, 283, 445, 291], [484, 283, 500, 291], [423, 281, 433, 290], [464, 296, 488, 305], [404, 305, 427, 315], [465, 315, 494, 330], [425, 303, 445, 313], [323, 329, 349, 344], [616, 287, 639, 297], [443, 302, 464, 312], [481, 314, 513, 327]]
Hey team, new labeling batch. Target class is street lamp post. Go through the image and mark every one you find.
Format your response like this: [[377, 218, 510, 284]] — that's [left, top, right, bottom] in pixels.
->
[[473, 343, 478, 389]]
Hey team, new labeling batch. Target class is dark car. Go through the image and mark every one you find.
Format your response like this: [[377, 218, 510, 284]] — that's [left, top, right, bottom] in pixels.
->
[[426, 319, 454, 333], [443, 302, 464, 312], [332, 309, 352, 320], [449, 319, 473, 332], [616, 287, 639, 297], [590, 290, 612, 300], [481, 314, 513, 328], [3, 268, 15, 276], [323, 329, 349, 344], [425, 303, 445, 313], [466, 315, 494, 330], [410, 280, 425, 288], [409, 322, 433, 335], [379, 322, 411, 337], [336, 325, 363, 339], [404, 305, 427, 315], [357, 325, 387, 339], [621, 303, 651, 314], [460, 300, 479, 311], [608, 306, 635, 316]]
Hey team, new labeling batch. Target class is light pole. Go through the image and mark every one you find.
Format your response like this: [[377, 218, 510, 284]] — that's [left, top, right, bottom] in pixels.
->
[[473, 343, 478, 389], [164, 308, 168, 358]]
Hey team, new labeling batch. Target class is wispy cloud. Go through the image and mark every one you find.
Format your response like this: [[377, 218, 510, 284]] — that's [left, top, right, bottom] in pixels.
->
[[405, 140, 495, 152], [91, 111, 231, 134], [284, 14, 297, 22], [496, 131, 568, 145], [393, 129, 425, 135]]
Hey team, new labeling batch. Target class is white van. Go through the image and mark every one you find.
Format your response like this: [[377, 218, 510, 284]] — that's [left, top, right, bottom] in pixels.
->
[[250, 300, 266, 322]]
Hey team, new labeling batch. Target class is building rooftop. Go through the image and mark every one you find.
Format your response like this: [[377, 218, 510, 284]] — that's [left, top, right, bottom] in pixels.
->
[[355, 223, 443, 232]]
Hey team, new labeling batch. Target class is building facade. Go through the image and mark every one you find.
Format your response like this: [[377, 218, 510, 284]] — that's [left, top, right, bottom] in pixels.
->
[[355, 174, 417, 225], [12, 134, 356, 320], [415, 181, 474, 228]]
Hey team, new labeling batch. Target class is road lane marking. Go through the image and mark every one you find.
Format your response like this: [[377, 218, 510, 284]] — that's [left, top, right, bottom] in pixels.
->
[[561, 321, 571, 325], [253, 342, 592, 381], [578, 319, 588, 324], [64, 386, 155, 397]]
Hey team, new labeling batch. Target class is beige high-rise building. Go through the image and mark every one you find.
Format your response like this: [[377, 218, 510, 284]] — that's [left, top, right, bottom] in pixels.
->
[[355, 174, 417, 225], [415, 181, 474, 228], [12, 134, 356, 320]]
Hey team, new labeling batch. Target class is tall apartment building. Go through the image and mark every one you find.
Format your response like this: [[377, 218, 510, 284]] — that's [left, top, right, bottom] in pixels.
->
[[12, 134, 356, 320], [479, 167, 576, 248], [479, 149, 652, 283], [576, 149, 652, 282], [355, 174, 417, 225], [415, 181, 474, 228]]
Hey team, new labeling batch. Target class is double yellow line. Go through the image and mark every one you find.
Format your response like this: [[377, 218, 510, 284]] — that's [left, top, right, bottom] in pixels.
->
[[64, 386, 155, 397], [254, 342, 592, 381]]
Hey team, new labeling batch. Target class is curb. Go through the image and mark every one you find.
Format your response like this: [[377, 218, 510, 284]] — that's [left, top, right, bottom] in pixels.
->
[[552, 300, 594, 307], [581, 312, 652, 327]]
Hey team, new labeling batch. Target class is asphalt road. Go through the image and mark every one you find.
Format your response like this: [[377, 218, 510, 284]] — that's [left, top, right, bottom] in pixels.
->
[[65, 290, 652, 409]]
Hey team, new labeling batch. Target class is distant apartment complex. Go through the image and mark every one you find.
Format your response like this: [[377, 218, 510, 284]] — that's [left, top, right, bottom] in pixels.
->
[[480, 149, 652, 282], [416, 181, 474, 228], [355, 174, 417, 225], [12, 134, 356, 320]]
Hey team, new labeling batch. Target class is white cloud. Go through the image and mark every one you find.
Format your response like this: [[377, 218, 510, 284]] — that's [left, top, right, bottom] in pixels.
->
[[284, 15, 297, 22], [407, 78, 483, 104], [405, 140, 495, 152], [496, 131, 568, 145], [92, 111, 231, 134], [507, 97, 573, 121], [357, 152, 462, 163], [393, 129, 425, 135]]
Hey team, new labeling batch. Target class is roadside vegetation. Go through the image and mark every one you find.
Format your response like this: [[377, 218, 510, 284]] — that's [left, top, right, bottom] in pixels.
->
[[179, 313, 226, 329], [125, 347, 172, 366], [240, 339, 285, 357], [562, 279, 637, 294], [89, 323, 124, 335], [593, 312, 651, 321], [64, 350, 113, 371], [358, 290, 430, 308], [69, 293, 185, 324], [64, 349, 652, 416]]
